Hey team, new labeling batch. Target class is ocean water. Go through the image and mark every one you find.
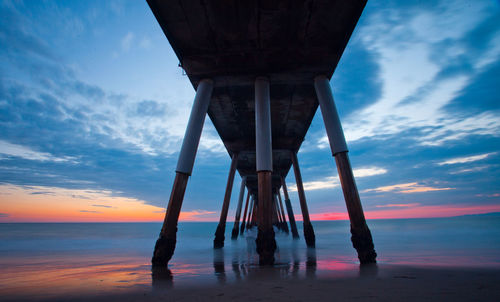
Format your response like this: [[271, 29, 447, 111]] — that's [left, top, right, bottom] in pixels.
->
[[1, 216, 500, 299]]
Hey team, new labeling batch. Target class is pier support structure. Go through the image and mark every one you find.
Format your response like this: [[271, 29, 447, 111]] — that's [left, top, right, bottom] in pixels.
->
[[231, 177, 247, 239], [291, 151, 316, 247], [246, 195, 255, 229], [276, 191, 289, 234], [152, 79, 213, 266], [281, 176, 299, 239], [254, 77, 276, 265], [314, 75, 377, 264], [240, 191, 251, 234], [214, 153, 239, 248]]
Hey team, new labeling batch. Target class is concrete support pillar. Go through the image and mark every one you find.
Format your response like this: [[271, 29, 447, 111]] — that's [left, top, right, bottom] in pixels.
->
[[291, 151, 316, 247], [314, 75, 377, 264], [277, 191, 289, 234], [152, 79, 213, 266], [273, 193, 282, 229], [246, 195, 255, 229], [240, 191, 251, 234], [214, 153, 239, 248], [255, 77, 276, 265], [232, 177, 247, 239], [281, 176, 299, 239]]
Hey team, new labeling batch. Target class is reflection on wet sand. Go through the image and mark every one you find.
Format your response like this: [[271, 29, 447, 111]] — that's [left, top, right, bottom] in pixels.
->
[[151, 232, 375, 291]]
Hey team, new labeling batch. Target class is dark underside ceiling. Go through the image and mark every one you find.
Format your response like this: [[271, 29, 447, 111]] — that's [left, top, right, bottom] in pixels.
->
[[147, 0, 366, 194]]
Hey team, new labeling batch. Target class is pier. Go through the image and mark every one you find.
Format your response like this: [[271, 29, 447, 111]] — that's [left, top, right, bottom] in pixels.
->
[[148, 0, 376, 266]]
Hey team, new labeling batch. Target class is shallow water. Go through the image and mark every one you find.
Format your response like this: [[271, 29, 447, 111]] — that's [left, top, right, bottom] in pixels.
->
[[1, 216, 499, 299]]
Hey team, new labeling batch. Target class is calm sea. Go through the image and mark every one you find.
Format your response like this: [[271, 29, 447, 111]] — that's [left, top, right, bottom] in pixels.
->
[[1, 216, 500, 298]]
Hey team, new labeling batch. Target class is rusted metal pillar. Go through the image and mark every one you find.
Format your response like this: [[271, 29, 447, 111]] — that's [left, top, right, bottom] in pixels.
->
[[152, 79, 213, 266], [231, 177, 247, 239], [255, 77, 276, 265], [314, 75, 377, 264], [291, 151, 316, 247], [214, 153, 239, 248], [281, 176, 299, 239], [240, 191, 251, 234], [277, 191, 290, 234]]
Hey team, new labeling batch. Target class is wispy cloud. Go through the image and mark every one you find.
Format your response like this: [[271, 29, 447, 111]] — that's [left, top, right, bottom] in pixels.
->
[[289, 166, 387, 191], [0, 213, 10, 218], [121, 32, 134, 51], [92, 204, 114, 208], [179, 210, 216, 221], [320, 0, 500, 147], [363, 182, 454, 194], [450, 166, 490, 174], [437, 152, 496, 165], [0, 140, 78, 163], [375, 203, 421, 208], [80, 210, 102, 213], [139, 37, 152, 49], [353, 167, 388, 177]]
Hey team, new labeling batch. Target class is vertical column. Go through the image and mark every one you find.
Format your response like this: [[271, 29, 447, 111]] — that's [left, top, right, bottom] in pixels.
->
[[277, 191, 289, 234], [214, 153, 239, 248], [152, 79, 213, 266], [250, 195, 258, 227], [281, 176, 299, 238], [273, 193, 282, 230], [240, 191, 251, 234], [246, 195, 255, 229], [291, 151, 316, 247], [255, 77, 276, 265], [231, 177, 247, 239], [314, 75, 376, 264]]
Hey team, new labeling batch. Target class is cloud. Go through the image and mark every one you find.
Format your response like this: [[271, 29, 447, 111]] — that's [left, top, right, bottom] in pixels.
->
[[139, 37, 152, 49], [437, 152, 496, 165], [0, 213, 10, 218], [375, 203, 421, 208], [92, 204, 114, 208], [450, 166, 490, 174], [476, 193, 500, 198], [353, 167, 388, 177], [0, 140, 78, 163], [121, 32, 134, 51], [79, 210, 102, 213], [289, 166, 387, 191], [363, 182, 454, 194], [178, 210, 216, 221], [320, 0, 500, 147]]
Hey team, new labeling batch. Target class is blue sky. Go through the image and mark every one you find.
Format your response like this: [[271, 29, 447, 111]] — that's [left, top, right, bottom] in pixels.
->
[[0, 0, 499, 222]]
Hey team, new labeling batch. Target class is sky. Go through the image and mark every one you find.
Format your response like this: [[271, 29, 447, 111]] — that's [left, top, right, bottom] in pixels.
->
[[0, 0, 499, 222]]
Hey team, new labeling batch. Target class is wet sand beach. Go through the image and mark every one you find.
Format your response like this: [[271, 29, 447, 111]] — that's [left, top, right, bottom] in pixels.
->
[[3, 265, 500, 302]]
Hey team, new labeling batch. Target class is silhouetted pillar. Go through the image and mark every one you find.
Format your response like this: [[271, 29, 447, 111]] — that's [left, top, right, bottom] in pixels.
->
[[255, 77, 276, 265], [277, 191, 289, 233], [314, 75, 376, 264], [281, 176, 299, 239], [291, 151, 316, 247], [232, 176, 247, 239], [240, 191, 251, 234], [214, 153, 239, 248], [152, 79, 213, 266]]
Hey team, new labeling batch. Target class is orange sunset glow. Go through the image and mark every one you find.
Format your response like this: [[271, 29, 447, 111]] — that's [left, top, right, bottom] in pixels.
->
[[0, 184, 217, 222], [2, 183, 499, 222]]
